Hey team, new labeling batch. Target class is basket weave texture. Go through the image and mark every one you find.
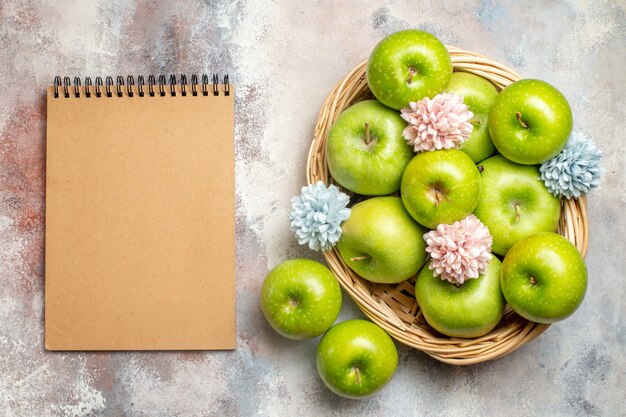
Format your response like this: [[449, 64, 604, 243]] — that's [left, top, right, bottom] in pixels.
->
[[306, 46, 589, 365]]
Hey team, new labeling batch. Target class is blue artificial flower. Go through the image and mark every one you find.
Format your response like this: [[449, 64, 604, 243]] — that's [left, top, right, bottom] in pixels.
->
[[289, 181, 351, 251], [540, 131, 603, 199]]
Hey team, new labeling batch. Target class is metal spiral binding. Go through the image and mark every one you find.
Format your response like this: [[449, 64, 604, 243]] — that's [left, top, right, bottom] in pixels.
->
[[191, 74, 198, 96], [224, 74, 230, 96], [137, 75, 145, 97], [73, 77, 81, 98], [63, 77, 71, 98], [126, 75, 134, 97], [84, 77, 92, 97], [95, 77, 103, 97], [52, 74, 230, 98], [105, 76, 113, 97], [116, 76, 124, 97], [158, 74, 166, 96], [202, 74, 209, 96], [169, 74, 177, 96], [148, 75, 156, 96], [180, 74, 187, 96]]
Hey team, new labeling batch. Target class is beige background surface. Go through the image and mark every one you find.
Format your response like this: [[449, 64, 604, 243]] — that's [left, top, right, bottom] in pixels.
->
[[0, 1, 624, 416]]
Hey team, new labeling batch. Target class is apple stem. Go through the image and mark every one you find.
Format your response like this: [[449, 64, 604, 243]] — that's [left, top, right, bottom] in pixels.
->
[[407, 67, 416, 85], [530, 277, 537, 286], [470, 119, 481, 126], [434, 189, 443, 207], [514, 204, 521, 222], [350, 255, 370, 262], [478, 165, 484, 173], [516, 112, 529, 129], [364, 122, 371, 145], [354, 365, 361, 385]]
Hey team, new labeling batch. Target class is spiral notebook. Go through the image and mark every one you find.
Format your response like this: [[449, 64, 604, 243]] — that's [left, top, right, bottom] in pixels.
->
[[45, 74, 236, 350]]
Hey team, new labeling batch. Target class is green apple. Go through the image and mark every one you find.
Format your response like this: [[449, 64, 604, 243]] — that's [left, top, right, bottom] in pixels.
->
[[445, 72, 498, 163], [366, 29, 452, 110], [326, 100, 414, 195], [474, 155, 561, 256], [501, 232, 587, 323], [337, 196, 428, 284], [401, 149, 481, 229], [316, 320, 398, 398], [488, 79, 573, 165], [415, 257, 505, 338], [261, 259, 342, 340]]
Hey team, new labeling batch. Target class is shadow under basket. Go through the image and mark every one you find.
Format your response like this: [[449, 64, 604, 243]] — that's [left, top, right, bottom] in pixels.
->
[[306, 46, 589, 365]]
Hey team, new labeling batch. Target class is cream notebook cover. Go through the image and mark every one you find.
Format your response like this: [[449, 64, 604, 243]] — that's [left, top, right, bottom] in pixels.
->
[[45, 75, 235, 350]]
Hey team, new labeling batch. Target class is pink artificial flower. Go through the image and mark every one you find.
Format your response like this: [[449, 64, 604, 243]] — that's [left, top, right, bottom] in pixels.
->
[[401, 93, 474, 152], [424, 215, 493, 285]]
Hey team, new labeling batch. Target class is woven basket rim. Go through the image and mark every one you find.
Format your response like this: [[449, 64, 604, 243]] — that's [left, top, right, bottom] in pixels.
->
[[306, 46, 589, 365]]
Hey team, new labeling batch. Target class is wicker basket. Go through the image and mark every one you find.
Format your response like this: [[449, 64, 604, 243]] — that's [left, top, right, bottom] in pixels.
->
[[306, 46, 589, 365]]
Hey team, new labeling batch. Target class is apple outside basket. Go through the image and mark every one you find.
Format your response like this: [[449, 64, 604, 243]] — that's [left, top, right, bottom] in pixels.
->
[[306, 46, 589, 365]]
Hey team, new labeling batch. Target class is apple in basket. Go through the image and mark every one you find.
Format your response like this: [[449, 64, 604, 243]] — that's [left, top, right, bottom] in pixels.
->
[[366, 29, 453, 110], [473, 155, 561, 256], [316, 320, 398, 398], [445, 72, 499, 163], [501, 232, 587, 323], [489, 79, 573, 165], [337, 196, 428, 284], [326, 100, 414, 195], [401, 149, 482, 229], [261, 259, 342, 339], [415, 257, 505, 338]]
